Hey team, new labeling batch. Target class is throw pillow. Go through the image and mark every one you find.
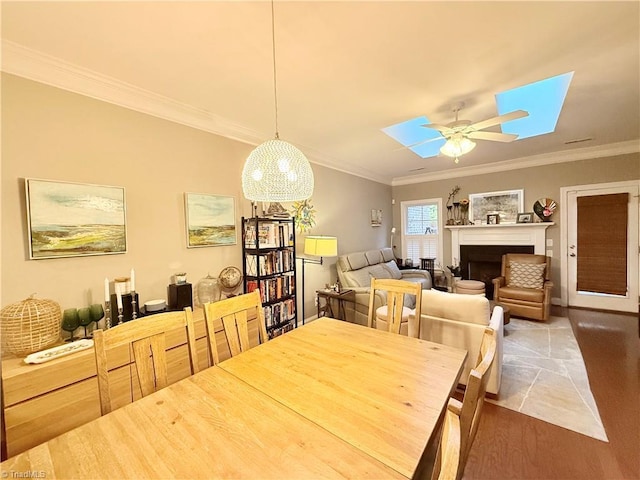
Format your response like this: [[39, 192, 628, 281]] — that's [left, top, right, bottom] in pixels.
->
[[508, 262, 545, 289], [368, 264, 392, 280], [383, 260, 403, 280]]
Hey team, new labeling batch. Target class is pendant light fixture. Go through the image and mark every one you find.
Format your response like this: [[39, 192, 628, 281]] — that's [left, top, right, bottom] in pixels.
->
[[439, 133, 476, 164], [241, 1, 314, 202]]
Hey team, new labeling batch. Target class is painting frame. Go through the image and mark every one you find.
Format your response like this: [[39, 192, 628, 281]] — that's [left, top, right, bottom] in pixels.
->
[[469, 189, 524, 224], [184, 192, 237, 248], [487, 214, 500, 225], [371, 209, 382, 227], [25, 178, 127, 260], [516, 212, 534, 224]]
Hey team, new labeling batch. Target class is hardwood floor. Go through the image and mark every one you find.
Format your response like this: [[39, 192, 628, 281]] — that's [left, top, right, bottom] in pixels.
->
[[463, 307, 639, 480]]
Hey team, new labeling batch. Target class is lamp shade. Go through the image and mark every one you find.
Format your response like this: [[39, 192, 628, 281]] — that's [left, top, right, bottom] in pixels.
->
[[440, 135, 476, 158], [304, 236, 338, 257], [242, 139, 315, 202]]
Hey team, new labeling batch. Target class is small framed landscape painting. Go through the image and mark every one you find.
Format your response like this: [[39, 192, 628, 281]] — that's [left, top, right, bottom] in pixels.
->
[[25, 178, 127, 259], [184, 193, 237, 247], [516, 212, 534, 223]]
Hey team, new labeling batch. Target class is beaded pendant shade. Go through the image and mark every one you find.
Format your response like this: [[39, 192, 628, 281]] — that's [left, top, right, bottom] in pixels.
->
[[242, 138, 314, 202], [241, 1, 314, 202]]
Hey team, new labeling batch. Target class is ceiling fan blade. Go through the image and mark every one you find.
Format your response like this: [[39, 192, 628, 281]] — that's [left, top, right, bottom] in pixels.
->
[[407, 136, 445, 149], [422, 123, 454, 136], [468, 109, 528, 131], [467, 131, 519, 142]]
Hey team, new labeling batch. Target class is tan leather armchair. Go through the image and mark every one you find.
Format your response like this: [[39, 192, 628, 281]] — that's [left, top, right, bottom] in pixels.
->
[[492, 253, 553, 321]]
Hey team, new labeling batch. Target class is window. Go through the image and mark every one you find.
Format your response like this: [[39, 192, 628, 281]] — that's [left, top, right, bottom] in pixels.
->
[[400, 198, 443, 268]]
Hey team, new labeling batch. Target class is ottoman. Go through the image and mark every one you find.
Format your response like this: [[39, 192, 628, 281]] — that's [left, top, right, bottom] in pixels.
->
[[454, 279, 486, 296]]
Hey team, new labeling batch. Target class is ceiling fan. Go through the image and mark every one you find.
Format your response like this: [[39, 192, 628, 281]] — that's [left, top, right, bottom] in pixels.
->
[[419, 103, 529, 163]]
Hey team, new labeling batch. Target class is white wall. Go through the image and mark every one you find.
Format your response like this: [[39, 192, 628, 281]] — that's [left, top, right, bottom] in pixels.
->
[[1, 74, 391, 327], [392, 153, 640, 299]]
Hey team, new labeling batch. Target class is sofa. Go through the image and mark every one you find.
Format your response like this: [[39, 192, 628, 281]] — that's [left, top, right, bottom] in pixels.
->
[[418, 289, 503, 395], [336, 248, 432, 331]]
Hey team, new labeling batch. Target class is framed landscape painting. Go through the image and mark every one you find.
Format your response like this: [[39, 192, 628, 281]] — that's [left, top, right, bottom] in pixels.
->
[[184, 193, 237, 247], [469, 189, 524, 224], [26, 179, 127, 259]]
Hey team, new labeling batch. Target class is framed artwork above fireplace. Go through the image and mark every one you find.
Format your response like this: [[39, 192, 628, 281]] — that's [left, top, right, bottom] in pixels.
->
[[469, 189, 523, 224]]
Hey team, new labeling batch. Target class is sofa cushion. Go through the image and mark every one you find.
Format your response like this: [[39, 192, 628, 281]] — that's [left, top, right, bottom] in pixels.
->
[[380, 248, 395, 262], [365, 249, 384, 265], [498, 285, 545, 302], [367, 264, 392, 280], [376, 305, 412, 322], [342, 267, 374, 287], [339, 251, 368, 272], [421, 289, 490, 325], [383, 260, 403, 280], [508, 262, 545, 289]]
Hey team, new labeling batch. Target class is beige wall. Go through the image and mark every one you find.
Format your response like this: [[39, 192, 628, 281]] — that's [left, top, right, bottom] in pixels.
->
[[1, 74, 391, 324], [392, 153, 640, 298]]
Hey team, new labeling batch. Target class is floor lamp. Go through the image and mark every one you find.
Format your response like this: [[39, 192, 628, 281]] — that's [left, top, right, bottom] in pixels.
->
[[299, 236, 338, 325]]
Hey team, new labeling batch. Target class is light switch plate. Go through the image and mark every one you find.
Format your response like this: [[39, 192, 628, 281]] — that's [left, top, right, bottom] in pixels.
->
[[546, 239, 553, 247]]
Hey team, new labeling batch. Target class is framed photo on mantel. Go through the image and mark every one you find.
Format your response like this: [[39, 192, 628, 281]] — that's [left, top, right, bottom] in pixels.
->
[[469, 189, 523, 224]]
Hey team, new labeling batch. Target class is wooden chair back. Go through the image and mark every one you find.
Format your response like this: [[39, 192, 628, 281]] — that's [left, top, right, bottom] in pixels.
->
[[93, 307, 199, 416], [431, 399, 462, 480], [367, 278, 422, 336], [203, 290, 268, 365], [446, 326, 497, 477]]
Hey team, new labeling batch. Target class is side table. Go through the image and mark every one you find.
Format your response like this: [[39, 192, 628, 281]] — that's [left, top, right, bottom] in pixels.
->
[[316, 289, 355, 321], [489, 300, 511, 326]]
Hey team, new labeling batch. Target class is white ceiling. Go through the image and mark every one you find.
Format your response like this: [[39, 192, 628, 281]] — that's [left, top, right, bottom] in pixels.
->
[[2, 1, 639, 185]]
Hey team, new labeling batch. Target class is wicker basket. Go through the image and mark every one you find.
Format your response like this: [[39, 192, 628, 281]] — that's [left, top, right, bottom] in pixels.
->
[[1, 295, 61, 356]]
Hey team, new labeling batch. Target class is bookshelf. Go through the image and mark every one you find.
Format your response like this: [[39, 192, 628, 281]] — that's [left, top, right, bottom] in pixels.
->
[[242, 216, 297, 338]]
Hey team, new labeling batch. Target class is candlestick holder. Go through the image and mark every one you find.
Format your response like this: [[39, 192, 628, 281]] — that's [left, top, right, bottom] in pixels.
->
[[131, 291, 138, 320], [117, 307, 124, 325], [104, 300, 112, 329]]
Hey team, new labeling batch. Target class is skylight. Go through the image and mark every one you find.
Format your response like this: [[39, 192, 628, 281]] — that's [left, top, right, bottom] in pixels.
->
[[382, 72, 574, 157], [381, 116, 445, 159], [496, 72, 574, 139]]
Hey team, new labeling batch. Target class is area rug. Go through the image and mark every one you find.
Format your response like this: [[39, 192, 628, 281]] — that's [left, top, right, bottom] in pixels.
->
[[488, 315, 608, 441]]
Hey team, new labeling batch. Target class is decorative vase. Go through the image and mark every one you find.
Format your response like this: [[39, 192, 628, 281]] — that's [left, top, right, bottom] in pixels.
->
[[453, 202, 461, 224], [446, 205, 454, 225]]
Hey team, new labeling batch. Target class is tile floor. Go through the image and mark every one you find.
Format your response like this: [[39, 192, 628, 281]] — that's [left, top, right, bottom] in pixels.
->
[[488, 315, 608, 441]]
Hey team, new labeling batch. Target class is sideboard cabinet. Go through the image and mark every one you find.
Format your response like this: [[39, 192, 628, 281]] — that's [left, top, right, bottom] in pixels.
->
[[1, 308, 261, 458]]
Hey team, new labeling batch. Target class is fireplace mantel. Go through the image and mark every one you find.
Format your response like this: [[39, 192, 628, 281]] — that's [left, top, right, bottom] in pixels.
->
[[446, 223, 553, 260]]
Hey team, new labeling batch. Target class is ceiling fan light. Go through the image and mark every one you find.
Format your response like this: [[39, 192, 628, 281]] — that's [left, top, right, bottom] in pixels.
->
[[242, 139, 314, 202], [440, 137, 476, 158]]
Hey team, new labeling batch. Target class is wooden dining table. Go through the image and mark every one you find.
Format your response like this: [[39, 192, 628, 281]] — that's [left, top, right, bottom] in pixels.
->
[[0, 318, 467, 479]]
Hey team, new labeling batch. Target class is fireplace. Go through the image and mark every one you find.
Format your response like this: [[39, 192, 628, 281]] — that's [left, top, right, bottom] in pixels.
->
[[447, 223, 553, 298], [460, 244, 534, 298]]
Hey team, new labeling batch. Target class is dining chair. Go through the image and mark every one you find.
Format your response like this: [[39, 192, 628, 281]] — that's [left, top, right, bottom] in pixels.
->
[[431, 399, 462, 480], [367, 278, 422, 337], [93, 307, 200, 416], [446, 326, 497, 478], [203, 290, 268, 365]]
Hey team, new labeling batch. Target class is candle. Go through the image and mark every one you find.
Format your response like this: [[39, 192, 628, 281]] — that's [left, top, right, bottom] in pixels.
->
[[130, 268, 136, 292], [104, 278, 110, 302], [116, 283, 123, 310]]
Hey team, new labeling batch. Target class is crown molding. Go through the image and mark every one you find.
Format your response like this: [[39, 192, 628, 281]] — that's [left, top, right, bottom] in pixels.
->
[[3, 40, 637, 188], [391, 140, 640, 186], [1, 40, 266, 146]]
